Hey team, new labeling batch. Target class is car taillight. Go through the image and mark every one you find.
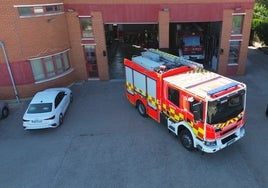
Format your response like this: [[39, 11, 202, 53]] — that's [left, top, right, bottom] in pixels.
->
[[45, 115, 55, 120]]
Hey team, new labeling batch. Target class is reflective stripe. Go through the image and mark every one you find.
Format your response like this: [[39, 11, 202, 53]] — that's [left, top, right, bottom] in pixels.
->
[[213, 112, 243, 129], [134, 87, 146, 97], [126, 82, 134, 94], [126, 81, 205, 139], [163, 104, 204, 139]]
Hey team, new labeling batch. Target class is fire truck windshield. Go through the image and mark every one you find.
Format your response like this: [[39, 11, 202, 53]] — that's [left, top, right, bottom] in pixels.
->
[[207, 90, 245, 124], [183, 36, 200, 46]]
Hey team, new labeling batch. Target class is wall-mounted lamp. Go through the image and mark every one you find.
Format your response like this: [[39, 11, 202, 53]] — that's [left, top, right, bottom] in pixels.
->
[[66, 8, 75, 12], [162, 8, 169, 12], [47, 18, 56, 23], [234, 7, 241, 11]]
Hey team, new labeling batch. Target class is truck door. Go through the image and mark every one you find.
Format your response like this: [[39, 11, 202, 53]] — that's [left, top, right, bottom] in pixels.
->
[[163, 85, 183, 122]]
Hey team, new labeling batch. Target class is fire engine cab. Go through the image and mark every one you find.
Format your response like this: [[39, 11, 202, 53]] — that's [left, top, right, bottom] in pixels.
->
[[124, 49, 246, 153]]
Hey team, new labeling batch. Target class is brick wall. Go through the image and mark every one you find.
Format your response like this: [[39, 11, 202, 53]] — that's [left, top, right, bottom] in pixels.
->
[[237, 9, 254, 75], [158, 10, 170, 49], [91, 11, 109, 80], [0, 1, 76, 99], [65, 12, 88, 80], [0, 0, 255, 99], [218, 9, 234, 75]]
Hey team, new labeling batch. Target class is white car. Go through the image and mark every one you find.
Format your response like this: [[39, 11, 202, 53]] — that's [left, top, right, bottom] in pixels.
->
[[23, 88, 73, 130]]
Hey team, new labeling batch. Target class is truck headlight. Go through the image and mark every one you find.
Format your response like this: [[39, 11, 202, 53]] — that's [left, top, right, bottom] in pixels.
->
[[204, 140, 217, 146]]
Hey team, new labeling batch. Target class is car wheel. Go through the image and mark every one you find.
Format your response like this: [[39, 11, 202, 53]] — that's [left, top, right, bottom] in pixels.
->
[[180, 129, 194, 151], [1, 107, 9, 119], [137, 101, 147, 117], [70, 93, 73, 103], [59, 114, 63, 126]]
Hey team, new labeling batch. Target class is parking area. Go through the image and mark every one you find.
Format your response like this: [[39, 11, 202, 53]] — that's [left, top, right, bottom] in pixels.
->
[[0, 47, 268, 188]]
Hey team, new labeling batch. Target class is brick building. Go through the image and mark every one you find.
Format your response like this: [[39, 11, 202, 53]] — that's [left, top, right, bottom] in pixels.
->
[[0, 0, 254, 100]]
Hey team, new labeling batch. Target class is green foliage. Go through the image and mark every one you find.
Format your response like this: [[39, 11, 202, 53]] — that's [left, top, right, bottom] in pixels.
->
[[255, 20, 268, 45], [252, 2, 268, 45], [255, 0, 268, 9], [254, 3, 268, 19]]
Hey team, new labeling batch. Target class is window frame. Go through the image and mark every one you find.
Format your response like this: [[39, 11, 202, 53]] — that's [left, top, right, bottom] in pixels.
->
[[29, 49, 71, 82], [228, 40, 242, 65], [231, 13, 245, 36], [79, 16, 94, 39], [14, 3, 64, 18]]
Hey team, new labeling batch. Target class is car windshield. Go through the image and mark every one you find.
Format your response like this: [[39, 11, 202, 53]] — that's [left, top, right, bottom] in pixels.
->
[[207, 91, 245, 124], [27, 103, 52, 114]]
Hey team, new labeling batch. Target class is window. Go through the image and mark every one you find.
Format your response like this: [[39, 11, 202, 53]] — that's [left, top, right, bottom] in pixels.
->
[[190, 99, 203, 121], [15, 3, 63, 17], [29, 50, 70, 82], [84, 45, 98, 78], [232, 15, 244, 35], [18, 7, 32, 16], [228, 41, 241, 64], [55, 92, 65, 108], [168, 87, 179, 107], [33, 6, 44, 14], [27, 103, 52, 113], [80, 17, 94, 38], [207, 91, 245, 124]]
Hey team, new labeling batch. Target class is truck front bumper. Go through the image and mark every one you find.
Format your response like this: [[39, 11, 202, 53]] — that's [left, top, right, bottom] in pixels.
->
[[195, 126, 245, 153]]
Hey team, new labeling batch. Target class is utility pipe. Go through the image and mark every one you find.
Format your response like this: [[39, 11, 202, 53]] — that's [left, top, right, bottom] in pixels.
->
[[0, 41, 20, 103]]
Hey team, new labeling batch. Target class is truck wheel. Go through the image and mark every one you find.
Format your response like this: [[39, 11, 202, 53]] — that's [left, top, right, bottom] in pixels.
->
[[180, 129, 194, 151], [137, 101, 147, 117]]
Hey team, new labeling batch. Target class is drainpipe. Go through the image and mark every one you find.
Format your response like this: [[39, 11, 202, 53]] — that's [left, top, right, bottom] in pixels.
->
[[0, 41, 20, 103]]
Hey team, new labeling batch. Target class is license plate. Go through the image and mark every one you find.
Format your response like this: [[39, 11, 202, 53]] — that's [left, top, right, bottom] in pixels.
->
[[32, 120, 42, 123], [227, 139, 235, 146]]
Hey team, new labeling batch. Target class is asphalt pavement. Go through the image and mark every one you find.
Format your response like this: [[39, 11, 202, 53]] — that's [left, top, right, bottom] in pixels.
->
[[0, 46, 268, 188]]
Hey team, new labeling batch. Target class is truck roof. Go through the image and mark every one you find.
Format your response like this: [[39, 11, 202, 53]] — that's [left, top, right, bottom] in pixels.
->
[[163, 69, 244, 100]]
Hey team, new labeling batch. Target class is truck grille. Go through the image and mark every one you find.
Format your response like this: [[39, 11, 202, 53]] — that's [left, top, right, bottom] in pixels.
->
[[221, 133, 237, 145]]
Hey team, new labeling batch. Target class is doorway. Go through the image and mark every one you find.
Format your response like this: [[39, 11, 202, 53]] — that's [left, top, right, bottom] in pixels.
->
[[105, 24, 158, 79], [83, 45, 99, 78]]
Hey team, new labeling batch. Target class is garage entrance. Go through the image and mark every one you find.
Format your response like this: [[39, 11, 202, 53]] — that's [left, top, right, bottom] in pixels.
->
[[169, 22, 222, 71], [105, 24, 158, 79], [105, 22, 222, 79]]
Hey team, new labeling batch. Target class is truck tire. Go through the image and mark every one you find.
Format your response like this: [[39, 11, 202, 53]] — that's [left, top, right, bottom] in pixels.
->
[[180, 129, 194, 151], [137, 101, 147, 117]]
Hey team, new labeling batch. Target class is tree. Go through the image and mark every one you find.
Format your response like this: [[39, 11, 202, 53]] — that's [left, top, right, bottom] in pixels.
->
[[256, 0, 268, 9], [252, 2, 268, 46]]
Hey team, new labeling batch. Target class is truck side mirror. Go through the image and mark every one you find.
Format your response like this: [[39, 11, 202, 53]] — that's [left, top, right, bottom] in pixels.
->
[[192, 102, 202, 121], [193, 109, 201, 121]]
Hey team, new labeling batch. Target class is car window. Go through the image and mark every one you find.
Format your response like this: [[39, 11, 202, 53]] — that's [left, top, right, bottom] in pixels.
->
[[55, 92, 65, 108], [27, 103, 52, 113]]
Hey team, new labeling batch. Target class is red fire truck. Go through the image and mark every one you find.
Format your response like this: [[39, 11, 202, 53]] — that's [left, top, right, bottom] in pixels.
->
[[177, 24, 205, 60], [124, 49, 246, 153]]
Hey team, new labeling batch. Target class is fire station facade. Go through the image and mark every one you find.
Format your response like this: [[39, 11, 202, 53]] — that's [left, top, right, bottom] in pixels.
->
[[0, 0, 254, 99]]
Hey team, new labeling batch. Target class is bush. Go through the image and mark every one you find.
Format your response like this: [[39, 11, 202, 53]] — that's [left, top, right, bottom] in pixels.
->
[[255, 19, 268, 46]]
